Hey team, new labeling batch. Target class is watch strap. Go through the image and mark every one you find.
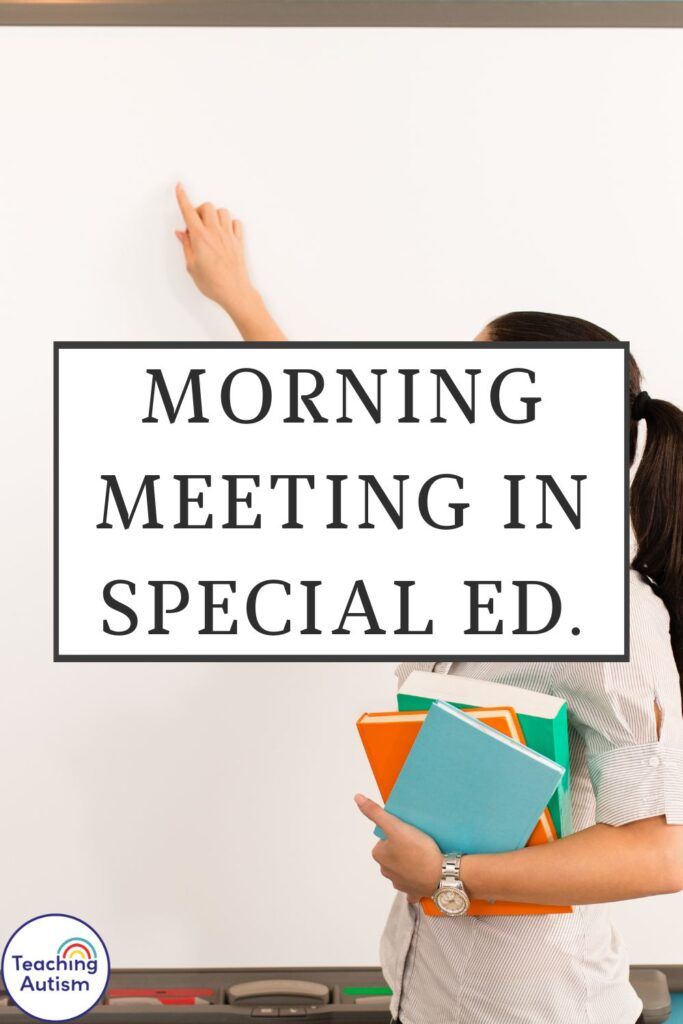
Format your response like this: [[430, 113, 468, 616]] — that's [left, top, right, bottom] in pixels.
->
[[442, 852, 463, 883]]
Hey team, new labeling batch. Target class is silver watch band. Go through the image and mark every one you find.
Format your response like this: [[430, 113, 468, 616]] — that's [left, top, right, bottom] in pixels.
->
[[442, 853, 463, 882], [431, 851, 470, 915]]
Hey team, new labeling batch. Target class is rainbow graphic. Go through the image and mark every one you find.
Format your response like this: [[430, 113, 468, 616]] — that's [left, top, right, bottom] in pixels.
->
[[57, 937, 97, 962]]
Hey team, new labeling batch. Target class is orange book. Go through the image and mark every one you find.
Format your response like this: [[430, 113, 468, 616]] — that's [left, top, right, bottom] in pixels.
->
[[356, 707, 571, 917]]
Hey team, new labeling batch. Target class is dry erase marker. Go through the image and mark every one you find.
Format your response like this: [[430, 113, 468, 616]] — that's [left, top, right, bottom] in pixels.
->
[[107, 988, 214, 1005]]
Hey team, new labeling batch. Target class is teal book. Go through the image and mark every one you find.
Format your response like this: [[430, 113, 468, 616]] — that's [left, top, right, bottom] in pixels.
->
[[397, 671, 571, 837], [374, 700, 565, 854]]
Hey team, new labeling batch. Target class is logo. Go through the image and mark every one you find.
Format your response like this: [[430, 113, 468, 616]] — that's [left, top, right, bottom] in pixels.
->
[[1, 914, 110, 1021], [55, 940, 97, 964]]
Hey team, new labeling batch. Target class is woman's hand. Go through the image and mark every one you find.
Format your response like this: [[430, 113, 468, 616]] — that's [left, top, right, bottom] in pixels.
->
[[174, 183, 286, 342], [355, 794, 442, 903]]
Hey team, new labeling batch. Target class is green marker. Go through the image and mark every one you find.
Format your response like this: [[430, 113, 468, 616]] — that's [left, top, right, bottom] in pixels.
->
[[343, 986, 392, 997]]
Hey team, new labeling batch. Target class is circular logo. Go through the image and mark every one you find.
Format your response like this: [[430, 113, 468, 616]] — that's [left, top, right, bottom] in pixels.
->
[[1, 914, 110, 1021]]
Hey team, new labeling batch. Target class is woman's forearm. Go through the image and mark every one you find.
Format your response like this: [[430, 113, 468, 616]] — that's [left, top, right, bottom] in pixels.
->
[[225, 289, 287, 342], [357, 794, 683, 906], [460, 815, 683, 905]]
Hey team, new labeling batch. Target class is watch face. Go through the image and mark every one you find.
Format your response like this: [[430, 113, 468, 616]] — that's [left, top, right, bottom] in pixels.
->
[[435, 886, 469, 915]]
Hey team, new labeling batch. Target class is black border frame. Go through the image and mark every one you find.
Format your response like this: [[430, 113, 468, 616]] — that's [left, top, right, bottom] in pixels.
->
[[53, 340, 631, 663], [5, 1, 683, 27]]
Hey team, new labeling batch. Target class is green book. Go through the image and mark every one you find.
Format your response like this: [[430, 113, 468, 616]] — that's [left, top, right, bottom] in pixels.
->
[[397, 671, 571, 838]]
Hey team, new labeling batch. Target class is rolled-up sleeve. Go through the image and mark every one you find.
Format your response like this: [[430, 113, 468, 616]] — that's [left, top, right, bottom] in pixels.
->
[[587, 741, 683, 826], [552, 579, 683, 827]]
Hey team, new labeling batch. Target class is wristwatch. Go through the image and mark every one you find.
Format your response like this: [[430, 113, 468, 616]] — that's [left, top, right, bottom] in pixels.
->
[[431, 852, 470, 916]]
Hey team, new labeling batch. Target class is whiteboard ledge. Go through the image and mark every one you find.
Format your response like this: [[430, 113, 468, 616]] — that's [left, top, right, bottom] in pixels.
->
[[3, 0, 683, 28]]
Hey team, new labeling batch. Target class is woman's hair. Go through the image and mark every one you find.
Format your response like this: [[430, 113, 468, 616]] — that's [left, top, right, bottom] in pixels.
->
[[485, 310, 683, 690]]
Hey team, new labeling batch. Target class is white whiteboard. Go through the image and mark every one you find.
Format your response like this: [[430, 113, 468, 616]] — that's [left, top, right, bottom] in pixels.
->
[[0, 25, 681, 967]]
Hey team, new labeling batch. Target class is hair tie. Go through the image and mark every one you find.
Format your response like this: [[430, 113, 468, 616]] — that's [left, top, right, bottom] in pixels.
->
[[631, 390, 652, 421]]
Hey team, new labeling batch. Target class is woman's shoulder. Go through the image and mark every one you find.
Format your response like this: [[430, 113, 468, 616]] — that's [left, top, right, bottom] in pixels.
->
[[552, 568, 680, 711]]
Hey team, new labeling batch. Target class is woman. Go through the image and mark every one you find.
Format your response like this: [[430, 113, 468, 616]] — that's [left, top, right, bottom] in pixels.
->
[[175, 184, 683, 1024]]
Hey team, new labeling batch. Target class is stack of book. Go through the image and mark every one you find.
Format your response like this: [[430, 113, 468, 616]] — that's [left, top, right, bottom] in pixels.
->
[[357, 671, 572, 917]]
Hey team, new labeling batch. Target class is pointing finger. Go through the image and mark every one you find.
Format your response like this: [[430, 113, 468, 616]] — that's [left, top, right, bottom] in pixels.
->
[[176, 183, 203, 235]]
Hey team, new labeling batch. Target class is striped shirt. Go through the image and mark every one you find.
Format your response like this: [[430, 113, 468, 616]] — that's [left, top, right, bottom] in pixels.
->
[[380, 570, 683, 1024]]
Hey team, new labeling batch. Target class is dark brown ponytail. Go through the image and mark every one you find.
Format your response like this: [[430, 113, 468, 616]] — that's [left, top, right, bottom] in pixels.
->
[[485, 310, 683, 688], [630, 394, 683, 683]]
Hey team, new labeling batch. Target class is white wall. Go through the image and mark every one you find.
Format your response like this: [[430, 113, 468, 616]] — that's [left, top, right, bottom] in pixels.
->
[[0, 25, 681, 967]]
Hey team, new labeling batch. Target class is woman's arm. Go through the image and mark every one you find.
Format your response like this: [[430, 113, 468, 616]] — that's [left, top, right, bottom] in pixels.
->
[[175, 183, 286, 342], [355, 793, 683, 905], [460, 814, 683, 904]]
